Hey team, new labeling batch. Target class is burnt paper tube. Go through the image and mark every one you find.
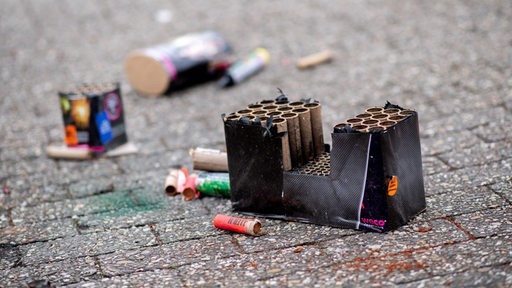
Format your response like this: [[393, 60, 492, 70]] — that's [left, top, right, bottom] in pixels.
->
[[296, 50, 333, 69], [213, 214, 262, 236], [281, 112, 303, 167], [304, 102, 324, 157], [273, 118, 292, 171], [189, 147, 228, 172], [292, 107, 314, 161], [164, 168, 181, 195]]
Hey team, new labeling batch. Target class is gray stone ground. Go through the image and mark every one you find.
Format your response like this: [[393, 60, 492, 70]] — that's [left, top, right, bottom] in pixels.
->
[[1, 0, 511, 287]]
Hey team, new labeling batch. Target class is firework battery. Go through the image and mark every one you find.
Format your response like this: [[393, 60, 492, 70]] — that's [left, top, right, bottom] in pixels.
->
[[124, 31, 232, 97], [58, 83, 127, 153], [223, 98, 425, 232], [218, 48, 270, 88], [213, 214, 262, 236], [194, 172, 230, 198]]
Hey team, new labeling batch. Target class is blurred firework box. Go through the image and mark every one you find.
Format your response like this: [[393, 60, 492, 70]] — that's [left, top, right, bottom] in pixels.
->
[[223, 98, 426, 232], [58, 82, 128, 154]]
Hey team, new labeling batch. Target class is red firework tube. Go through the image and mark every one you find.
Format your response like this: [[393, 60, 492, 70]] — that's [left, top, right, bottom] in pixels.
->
[[213, 214, 262, 236], [182, 174, 199, 201]]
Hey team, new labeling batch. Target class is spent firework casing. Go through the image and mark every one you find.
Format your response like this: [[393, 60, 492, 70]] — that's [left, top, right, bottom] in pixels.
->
[[213, 214, 262, 236], [304, 102, 324, 156], [194, 172, 230, 197], [190, 147, 228, 172], [182, 174, 199, 201]]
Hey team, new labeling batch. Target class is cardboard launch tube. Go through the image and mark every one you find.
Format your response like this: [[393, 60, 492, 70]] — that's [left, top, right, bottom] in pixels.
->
[[213, 214, 262, 236], [346, 118, 363, 125], [365, 107, 384, 114], [379, 120, 397, 128], [399, 109, 415, 117], [383, 108, 400, 115], [247, 104, 264, 111], [304, 102, 324, 157], [288, 101, 304, 108], [281, 112, 303, 167], [164, 168, 181, 195], [296, 50, 333, 69], [190, 147, 228, 172], [182, 174, 199, 201], [262, 105, 278, 112], [46, 145, 92, 160], [259, 115, 270, 127], [251, 110, 267, 118], [292, 107, 314, 161], [273, 118, 292, 171], [371, 113, 388, 120], [356, 113, 372, 119], [277, 106, 293, 113]]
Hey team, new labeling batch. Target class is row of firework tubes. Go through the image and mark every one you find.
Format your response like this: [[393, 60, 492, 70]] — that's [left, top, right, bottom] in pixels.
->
[[333, 107, 415, 133], [225, 99, 324, 171], [225, 100, 415, 173]]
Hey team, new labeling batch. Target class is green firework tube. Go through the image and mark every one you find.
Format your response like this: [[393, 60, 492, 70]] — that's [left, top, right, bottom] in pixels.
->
[[195, 172, 230, 197]]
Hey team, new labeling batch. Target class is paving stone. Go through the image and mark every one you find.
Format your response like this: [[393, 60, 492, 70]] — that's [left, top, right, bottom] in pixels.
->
[[98, 235, 238, 277], [401, 263, 512, 288], [0, 212, 8, 229], [9, 182, 70, 208], [421, 156, 451, 176], [421, 107, 506, 138], [0, 218, 77, 245], [420, 129, 481, 156], [154, 215, 224, 244], [416, 186, 507, 221], [453, 206, 512, 238], [0, 256, 98, 288], [56, 158, 123, 183], [417, 187, 508, 220], [319, 219, 469, 261], [115, 150, 190, 175], [423, 159, 512, 196], [177, 245, 328, 287], [0, 244, 21, 270], [490, 177, 512, 204], [412, 235, 511, 277], [11, 188, 167, 224], [235, 221, 358, 254], [75, 197, 208, 234], [62, 268, 183, 288], [19, 226, 156, 266], [438, 140, 512, 169]]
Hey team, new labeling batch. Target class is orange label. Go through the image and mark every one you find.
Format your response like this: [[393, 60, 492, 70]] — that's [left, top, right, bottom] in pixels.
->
[[387, 176, 398, 196], [64, 125, 78, 145]]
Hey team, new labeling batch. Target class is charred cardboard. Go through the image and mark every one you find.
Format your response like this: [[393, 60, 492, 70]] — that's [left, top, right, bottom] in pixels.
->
[[223, 105, 426, 232]]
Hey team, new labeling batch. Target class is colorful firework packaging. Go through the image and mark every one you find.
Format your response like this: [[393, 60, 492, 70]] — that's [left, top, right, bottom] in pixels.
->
[[58, 83, 127, 153], [223, 93, 426, 233]]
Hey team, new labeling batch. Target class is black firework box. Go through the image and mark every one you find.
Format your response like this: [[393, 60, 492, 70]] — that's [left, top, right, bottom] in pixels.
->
[[223, 97, 426, 232], [58, 82, 128, 153]]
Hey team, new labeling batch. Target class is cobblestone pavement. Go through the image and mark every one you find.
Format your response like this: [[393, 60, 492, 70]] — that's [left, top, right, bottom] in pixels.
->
[[1, 0, 511, 287]]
